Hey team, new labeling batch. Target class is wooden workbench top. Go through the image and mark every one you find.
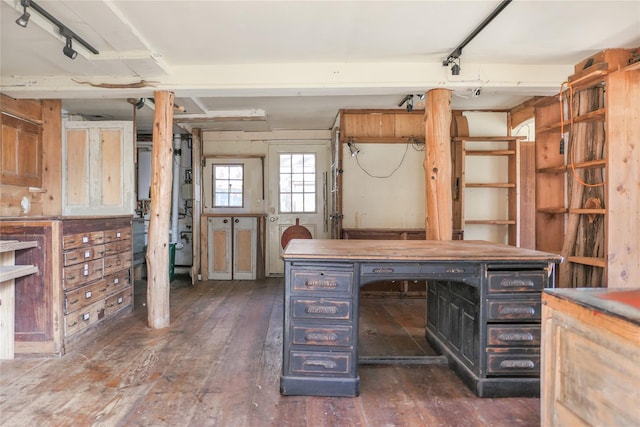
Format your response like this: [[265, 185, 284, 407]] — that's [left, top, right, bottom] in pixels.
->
[[283, 239, 563, 263]]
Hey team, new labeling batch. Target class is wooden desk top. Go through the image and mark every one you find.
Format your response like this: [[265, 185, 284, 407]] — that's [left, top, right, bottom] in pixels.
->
[[283, 239, 563, 263]]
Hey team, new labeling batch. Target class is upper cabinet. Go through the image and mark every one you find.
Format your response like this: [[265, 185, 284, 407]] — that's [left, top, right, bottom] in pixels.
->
[[63, 121, 135, 216], [339, 109, 425, 143], [1, 113, 43, 188]]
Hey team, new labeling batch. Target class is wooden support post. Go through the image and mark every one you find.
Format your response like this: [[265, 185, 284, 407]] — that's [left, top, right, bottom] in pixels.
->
[[146, 91, 174, 329], [424, 89, 453, 240]]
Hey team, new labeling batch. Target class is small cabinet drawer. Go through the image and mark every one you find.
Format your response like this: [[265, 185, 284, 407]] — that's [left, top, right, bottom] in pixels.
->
[[64, 279, 108, 314], [104, 270, 130, 295], [292, 270, 353, 294], [292, 298, 351, 320], [103, 227, 131, 243], [65, 299, 106, 337], [63, 231, 104, 250], [486, 299, 541, 321], [292, 325, 353, 347], [289, 350, 351, 375], [105, 288, 132, 316], [104, 240, 131, 257], [487, 271, 546, 294], [487, 325, 541, 347], [63, 245, 105, 266], [63, 259, 103, 291], [486, 351, 540, 375], [104, 252, 132, 276]]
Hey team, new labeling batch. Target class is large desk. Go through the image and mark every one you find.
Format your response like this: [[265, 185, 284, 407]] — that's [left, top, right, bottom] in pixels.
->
[[280, 239, 562, 398]]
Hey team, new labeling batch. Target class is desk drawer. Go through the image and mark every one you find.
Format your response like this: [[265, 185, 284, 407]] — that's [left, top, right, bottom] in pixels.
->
[[105, 288, 132, 316], [292, 298, 351, 320], [292, 325, 353, 347], [361, 263, 478, 277], [486, 350, 540, 376], [63, 231, 105, 250], [104, 252, 132, 276], [289, 350, 351, 375], [487, 325, 540, 347], [486, 299, 541, 321], [64, 299, 105, 337], [103, 227, 131, 243], [292, 270, 353, 294], [487, 271, 546, 294]]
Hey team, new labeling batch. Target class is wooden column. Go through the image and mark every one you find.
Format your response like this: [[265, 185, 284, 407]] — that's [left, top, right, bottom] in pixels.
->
[[424, 89, 453, 240], [146, 91, 174, 329]]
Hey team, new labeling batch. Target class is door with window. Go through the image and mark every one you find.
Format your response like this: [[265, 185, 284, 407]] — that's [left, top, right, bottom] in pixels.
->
[[266, 143, 330, 276]]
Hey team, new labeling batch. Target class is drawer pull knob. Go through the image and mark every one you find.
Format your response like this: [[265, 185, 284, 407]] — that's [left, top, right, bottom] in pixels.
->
[[305, 332, 338, 342], [69, 298, 79, 305], [498, 332, 534, 342], [306, 305, 339, 315], [499, 278, 535, 288], [499, 306, 535, 316], [303, 360, 337, 369], [68, 320, 78, 327], [305, 280, 338, 289], [372, 267, 394, 274], [67, 274, 76, 280], [499, 359, 535, 369], [446, 268, 464, 273], [67, 255, 78, 261]]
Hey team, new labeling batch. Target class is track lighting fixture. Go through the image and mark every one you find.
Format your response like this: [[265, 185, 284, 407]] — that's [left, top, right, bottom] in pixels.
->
[[441, 0, 511, 77], [15, 2, 30, 27], [63, 37, 77, 59], [347, 141, 360, 157], [14, 0, 99, 59]]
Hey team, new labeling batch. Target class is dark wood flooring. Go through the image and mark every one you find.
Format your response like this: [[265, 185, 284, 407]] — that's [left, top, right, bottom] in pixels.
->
[[0, 277, 540, 426]]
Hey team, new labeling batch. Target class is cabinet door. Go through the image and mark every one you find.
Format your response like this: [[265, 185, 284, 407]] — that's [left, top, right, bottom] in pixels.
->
[[233, 217, 257, 280], [63, 121, 134, 215], [1, 113, 42, 187], [207, 217, 232, 280]]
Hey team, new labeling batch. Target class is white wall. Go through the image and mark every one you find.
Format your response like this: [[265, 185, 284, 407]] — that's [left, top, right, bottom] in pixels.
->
[[341, 143, 425, 229]]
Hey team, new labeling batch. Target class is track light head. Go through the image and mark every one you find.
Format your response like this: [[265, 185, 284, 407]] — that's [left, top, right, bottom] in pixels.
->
[[63, 37, 77, 59], [451, 63, 460, 76], [15, 6, 30, 27], [347, 141, 360, 157]]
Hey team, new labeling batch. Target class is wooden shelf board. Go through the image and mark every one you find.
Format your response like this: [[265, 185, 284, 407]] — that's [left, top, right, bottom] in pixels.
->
[[569, 208, 606, 215], [466, 183, 516, 188], [537, 207, 568, 214], [465, 220, 516, 225], [537, 159, 606, 174], [453, 136, 525, 142], [537, 108, 606, 134], [567, 256, 606, 268], [0, 265, 38, 282], [625, 61, 640, 72], [0, 240, 38, 252], [465, 150, 516, 156], [344, 136, 424, 144]]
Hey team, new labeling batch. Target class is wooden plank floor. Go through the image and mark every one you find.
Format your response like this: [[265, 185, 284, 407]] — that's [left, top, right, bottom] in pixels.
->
[[0, 277, 540, 426]]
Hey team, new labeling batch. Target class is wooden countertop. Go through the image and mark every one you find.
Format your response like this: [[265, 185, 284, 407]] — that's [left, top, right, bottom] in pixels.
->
[[544, 287, 640, 326], [283, 239, 563, 263]]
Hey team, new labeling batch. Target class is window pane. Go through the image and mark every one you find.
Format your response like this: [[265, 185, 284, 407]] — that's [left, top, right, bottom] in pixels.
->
[[229, 194, 243, 207], [304, 193, 316, 211], [279, 153, 316, 213], [229, 166, 243, 179], [216, 166, 229, 179], [215, 194, 228, 206], [229, 180, 243, 192], [280, 194, 291, 212], [213, 164, 244, 207]]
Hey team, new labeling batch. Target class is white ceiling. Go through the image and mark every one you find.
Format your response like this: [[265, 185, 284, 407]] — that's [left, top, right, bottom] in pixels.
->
[[1, 0, 639, 133]]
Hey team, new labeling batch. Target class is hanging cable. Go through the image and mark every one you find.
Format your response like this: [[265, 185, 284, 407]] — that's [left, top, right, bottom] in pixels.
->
[[355, 143, 410, 179], [559, 81, 605, 188]]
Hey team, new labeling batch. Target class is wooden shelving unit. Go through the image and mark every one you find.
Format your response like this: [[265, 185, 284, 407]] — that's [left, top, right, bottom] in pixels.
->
[[452, 135, 524, 246], [534, 47, 640, 288], [1, 240, 38, 359]]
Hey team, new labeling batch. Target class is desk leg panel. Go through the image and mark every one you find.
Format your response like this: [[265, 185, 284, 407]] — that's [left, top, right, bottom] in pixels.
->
[[280, 375, 360, 397]]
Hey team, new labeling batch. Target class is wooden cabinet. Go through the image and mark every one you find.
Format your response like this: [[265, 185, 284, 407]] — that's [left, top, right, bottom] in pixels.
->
[[207, 216, 257, 280], [534, 48, 640, 287], [0, 113, 42, 188], [63, 121, 135, 216], [339, 109, 425, 143], [0, 216, 133, 356], [541, 288, 640, 426]]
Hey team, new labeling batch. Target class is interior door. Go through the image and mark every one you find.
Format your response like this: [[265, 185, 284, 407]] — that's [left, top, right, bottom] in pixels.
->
[[266, 142, 330, 276]]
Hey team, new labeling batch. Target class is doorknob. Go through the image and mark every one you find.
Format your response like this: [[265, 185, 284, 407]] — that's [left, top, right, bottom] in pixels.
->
[[269, 216, 278, 222], [234, 218, 239, 223]]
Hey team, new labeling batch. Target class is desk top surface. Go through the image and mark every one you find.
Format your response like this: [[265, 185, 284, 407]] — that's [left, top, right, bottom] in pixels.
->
[[283, 239, 563, 263]]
